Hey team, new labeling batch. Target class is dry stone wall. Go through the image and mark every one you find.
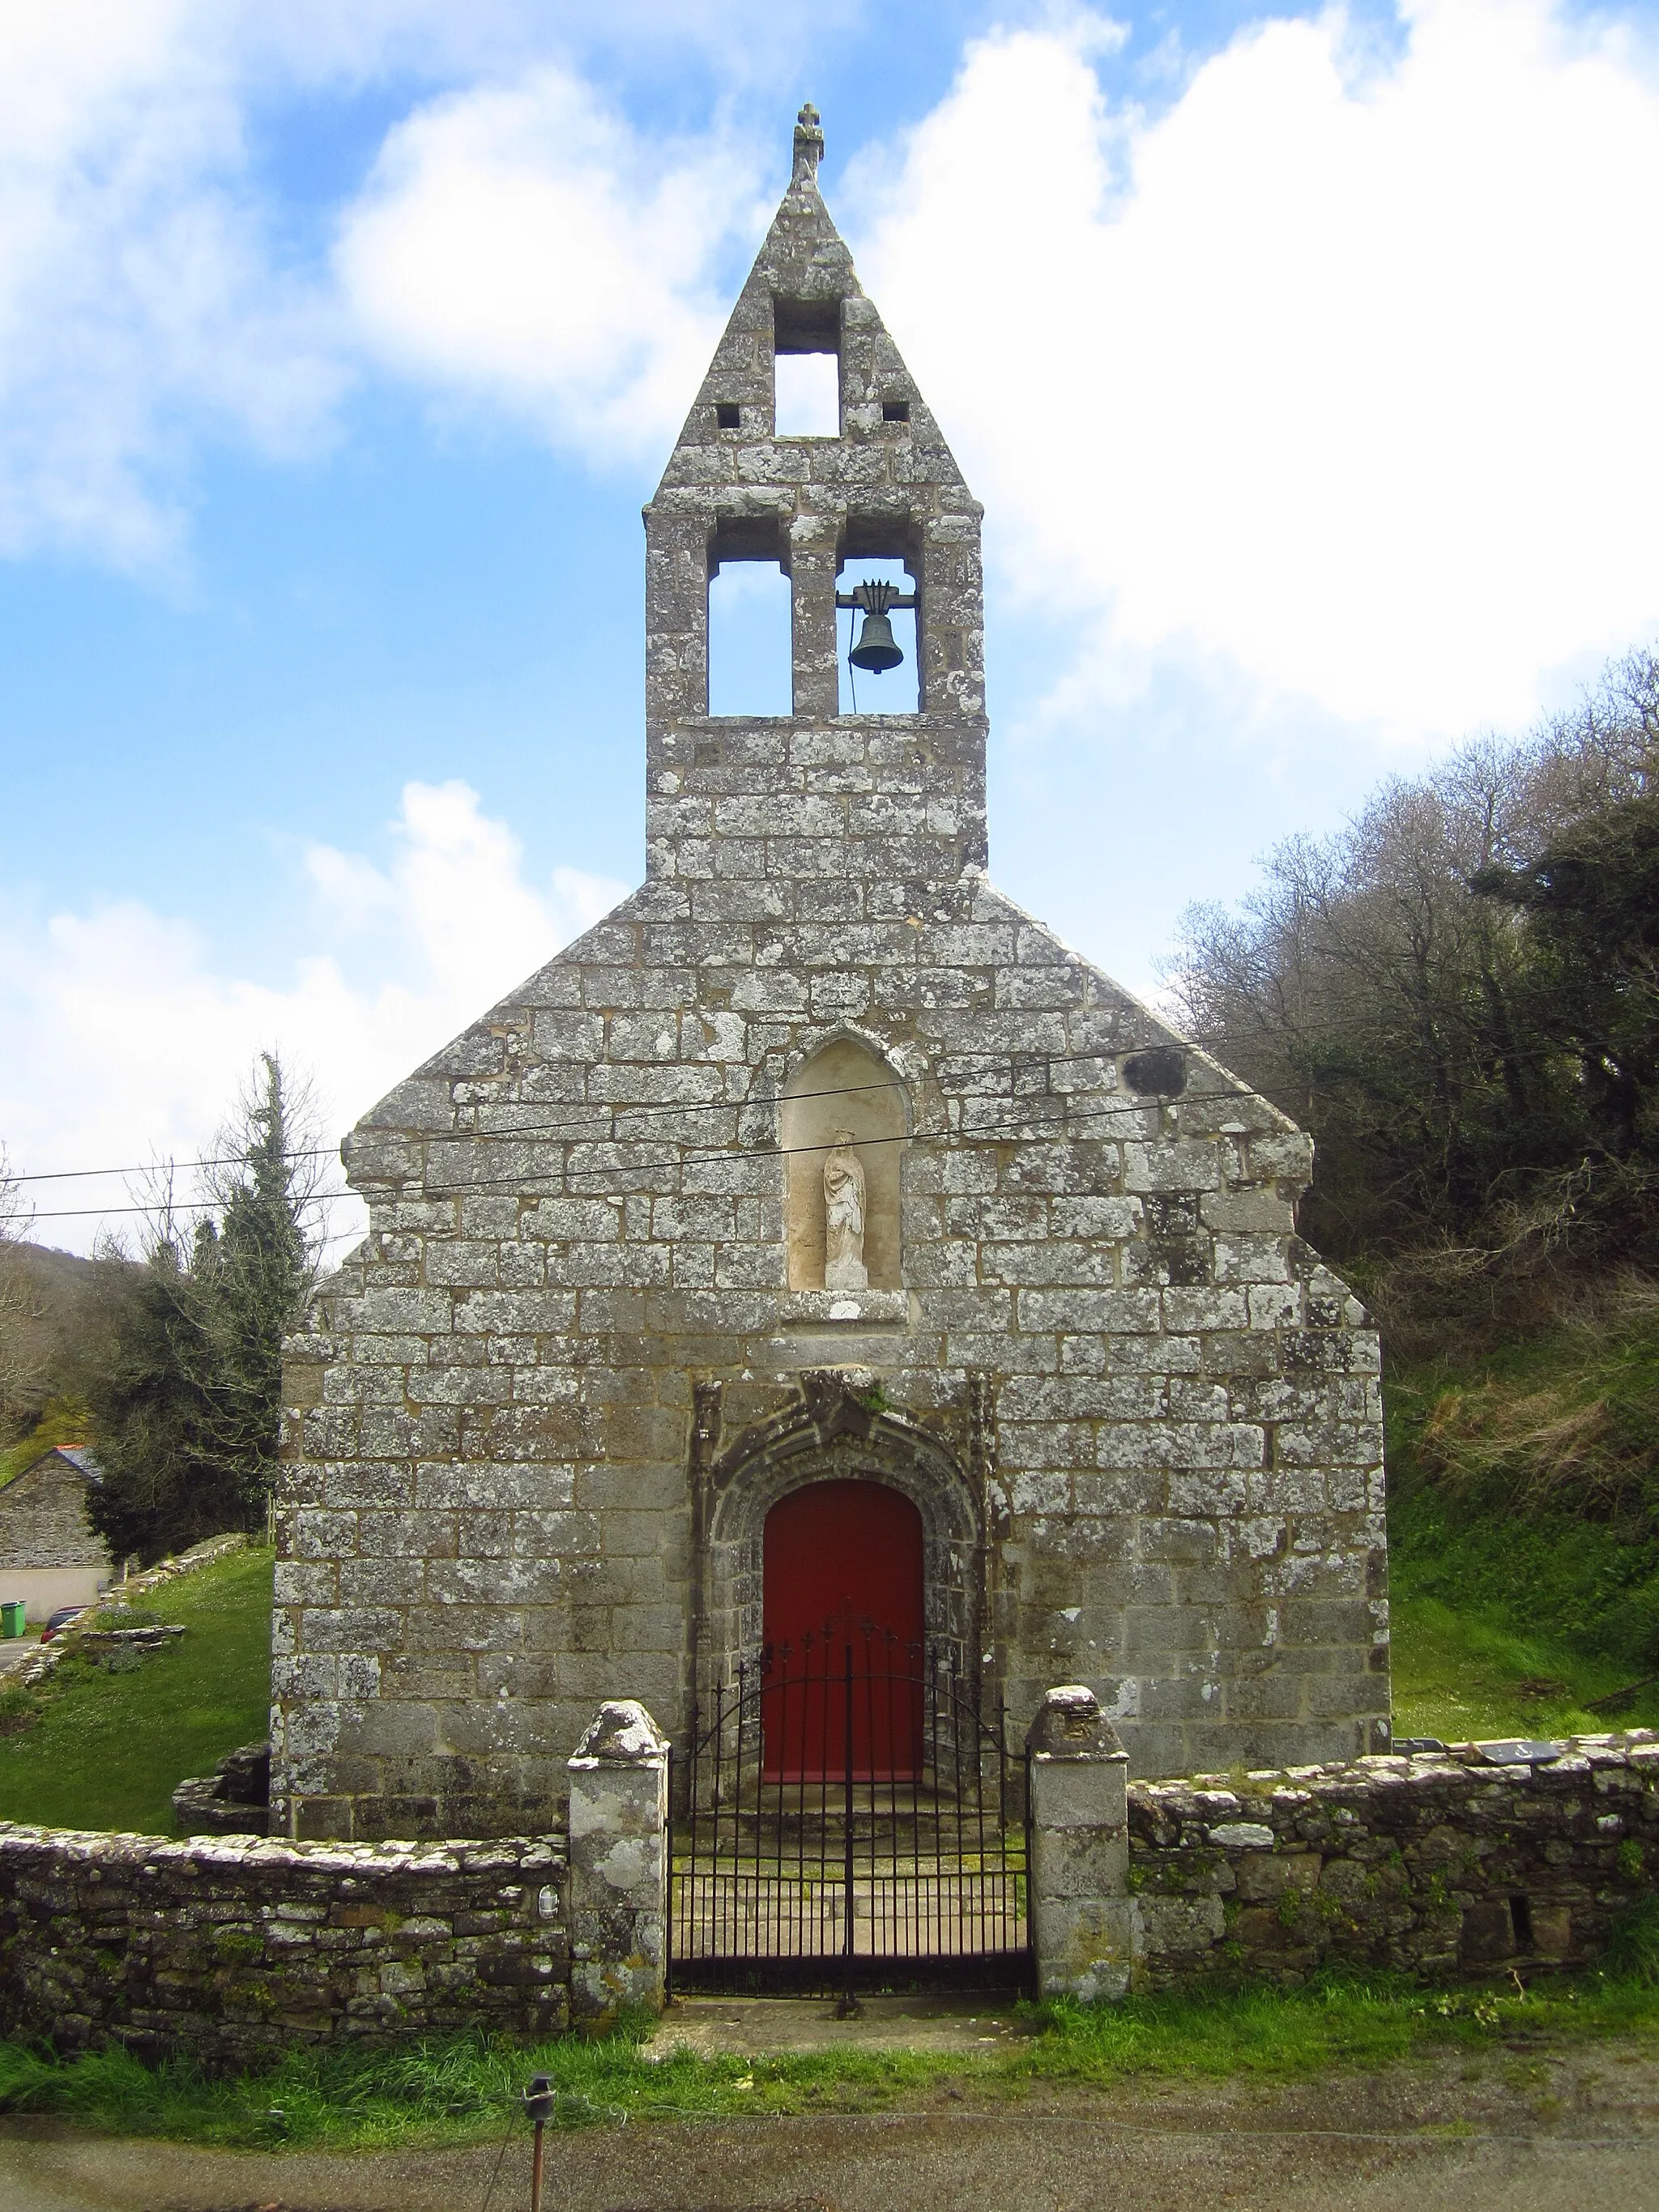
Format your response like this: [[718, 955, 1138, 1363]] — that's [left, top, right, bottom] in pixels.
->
[[0, 1824, 567, 2065], [1128, 1733, 1659, 1986], [2, 1731, 1653, 2069]]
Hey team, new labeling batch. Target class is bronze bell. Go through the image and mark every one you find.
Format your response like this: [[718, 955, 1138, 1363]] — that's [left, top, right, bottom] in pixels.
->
[[847, 580, 906, 672], [850, 607, 903, 672]]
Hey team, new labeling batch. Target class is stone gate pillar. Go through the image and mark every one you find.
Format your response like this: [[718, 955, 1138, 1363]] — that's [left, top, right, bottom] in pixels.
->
[[567, 1699, 669, 2027], [1026, 1685, 1137, 2003]]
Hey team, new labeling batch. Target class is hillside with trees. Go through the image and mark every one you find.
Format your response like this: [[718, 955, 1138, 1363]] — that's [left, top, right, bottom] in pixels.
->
[[1166, 650, 1659, 1731], [0, 1055, 324, 1561]]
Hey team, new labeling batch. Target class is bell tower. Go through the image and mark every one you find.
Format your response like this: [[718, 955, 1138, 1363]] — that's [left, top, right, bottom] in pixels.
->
[[642, 105, 988, 900]]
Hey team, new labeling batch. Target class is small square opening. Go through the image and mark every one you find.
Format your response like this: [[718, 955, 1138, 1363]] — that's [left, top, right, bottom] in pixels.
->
[[715, 402, 740, 431], [774, 296, 840, 352], [882, 399, 910, 424]]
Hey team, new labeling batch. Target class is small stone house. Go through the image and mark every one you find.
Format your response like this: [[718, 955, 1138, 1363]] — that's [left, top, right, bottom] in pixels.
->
[[274, 109, 1388, 1843], [0, 1447, 113, 1619]]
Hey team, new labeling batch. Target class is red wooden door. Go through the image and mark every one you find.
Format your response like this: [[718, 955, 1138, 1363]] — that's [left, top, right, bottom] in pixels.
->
[[762, 1479, 924, 1779]]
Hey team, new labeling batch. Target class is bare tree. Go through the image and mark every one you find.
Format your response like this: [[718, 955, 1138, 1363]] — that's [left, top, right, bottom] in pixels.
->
[[1161, 650, 1659, 1332], [0, 1143, 45, 1435]]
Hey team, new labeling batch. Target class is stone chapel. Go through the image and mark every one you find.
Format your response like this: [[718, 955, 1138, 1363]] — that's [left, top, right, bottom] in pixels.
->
[[273, 109, 1388, 1843]]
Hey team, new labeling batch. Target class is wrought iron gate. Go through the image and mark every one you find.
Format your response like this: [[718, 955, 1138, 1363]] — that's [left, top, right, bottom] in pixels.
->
[[668, 1631, 1030, 2000]]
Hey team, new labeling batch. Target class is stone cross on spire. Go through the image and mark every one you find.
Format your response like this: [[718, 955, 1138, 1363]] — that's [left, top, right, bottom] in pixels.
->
[[792, 101, 825, 185]]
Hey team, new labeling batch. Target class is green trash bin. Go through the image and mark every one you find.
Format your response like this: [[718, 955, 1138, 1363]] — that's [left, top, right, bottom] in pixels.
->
[[0, 1600, 25, 1639]]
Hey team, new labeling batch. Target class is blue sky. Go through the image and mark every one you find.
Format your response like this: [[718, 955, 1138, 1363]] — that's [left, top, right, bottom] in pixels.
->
[[5, 0, 1659, 1251]]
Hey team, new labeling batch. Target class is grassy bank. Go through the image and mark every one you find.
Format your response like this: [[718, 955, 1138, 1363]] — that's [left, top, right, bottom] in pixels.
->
[[1385, 1299, 1659, 1744], [0, 1545, 274, 1832], [1, 1933, 1656, 2150]]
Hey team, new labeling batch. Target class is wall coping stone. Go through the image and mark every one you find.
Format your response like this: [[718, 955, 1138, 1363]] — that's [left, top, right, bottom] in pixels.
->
[[569, 1698, 670, 1766]]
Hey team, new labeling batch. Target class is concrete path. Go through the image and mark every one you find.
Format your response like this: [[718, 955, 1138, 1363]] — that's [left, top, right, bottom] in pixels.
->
[[644, 1994, 1026, 2058], [2, 2034, 1655, 2212]]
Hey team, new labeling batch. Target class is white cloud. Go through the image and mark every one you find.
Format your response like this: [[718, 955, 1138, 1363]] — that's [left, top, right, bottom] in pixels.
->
[[11, 0, 1659, 748], [0, 2, 774, 561], [334, 69, 761, 458], [0, 781, 625, 1255], [855, 0, 1659, 745], [0, 0, 345, 564]]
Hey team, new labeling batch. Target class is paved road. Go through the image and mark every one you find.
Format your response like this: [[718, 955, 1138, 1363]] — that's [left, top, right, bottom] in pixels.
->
[[0, 1636, 41, 1679], [1, 2107, 1653, 2212], [4, 2039, 1656, 2212]]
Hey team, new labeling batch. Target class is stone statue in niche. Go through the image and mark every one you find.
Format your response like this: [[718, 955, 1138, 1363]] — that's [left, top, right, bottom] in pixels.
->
[[822, 1130, 868, 1291]]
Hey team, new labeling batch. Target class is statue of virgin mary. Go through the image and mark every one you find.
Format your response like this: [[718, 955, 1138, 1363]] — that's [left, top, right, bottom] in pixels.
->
[[822, 1129, 868, 1291]]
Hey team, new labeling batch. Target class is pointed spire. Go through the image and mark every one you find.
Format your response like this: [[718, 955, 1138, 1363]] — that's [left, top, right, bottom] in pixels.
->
[[792, 102, 825, 188], [642, 104, 985, 734]]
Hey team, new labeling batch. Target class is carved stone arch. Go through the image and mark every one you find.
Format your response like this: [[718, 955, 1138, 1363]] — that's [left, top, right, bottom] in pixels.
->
[[780, 1029, 907, 1290], [778, 1020, 932, 1127], [701, 1375, 980, 1707]]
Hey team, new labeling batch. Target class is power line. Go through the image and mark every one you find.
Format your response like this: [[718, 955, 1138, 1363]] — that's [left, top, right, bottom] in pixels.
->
[[16, 1079, 1270, 1221], [12, 1149, 336, 1187], [8, 1037, 1259, 1190], [24, 1191, 351, 1224]]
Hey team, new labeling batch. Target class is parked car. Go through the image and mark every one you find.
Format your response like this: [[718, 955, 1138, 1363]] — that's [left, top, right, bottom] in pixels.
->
[[39, 1605, 85, 1643]]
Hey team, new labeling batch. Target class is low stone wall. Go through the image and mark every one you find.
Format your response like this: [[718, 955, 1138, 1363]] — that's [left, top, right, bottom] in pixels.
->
[[4, 1712, 1654, 2069], [0, 1825, 568, 2064], [1128, 1732, 1659, 1987]]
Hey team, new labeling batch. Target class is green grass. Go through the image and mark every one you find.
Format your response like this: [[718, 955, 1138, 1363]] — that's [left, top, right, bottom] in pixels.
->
[[0, 1944, 1656, 2150], [0, 1545, 274, 1833], [1388, 1587, 1659, 1741], [1385, 1303, 1659, 1744]]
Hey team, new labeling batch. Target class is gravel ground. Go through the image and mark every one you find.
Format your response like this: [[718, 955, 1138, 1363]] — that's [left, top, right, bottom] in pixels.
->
[[2, 2033, 1655, 2212]]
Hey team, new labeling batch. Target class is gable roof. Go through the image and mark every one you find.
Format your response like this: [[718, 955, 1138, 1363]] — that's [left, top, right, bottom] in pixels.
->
[[0, 1445, 104, 1495]]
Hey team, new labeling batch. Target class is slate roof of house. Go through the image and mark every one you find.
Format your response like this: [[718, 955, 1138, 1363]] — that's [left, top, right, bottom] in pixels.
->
[[50, 1447, 103, 1484], [0, 1444, 104, 1495]]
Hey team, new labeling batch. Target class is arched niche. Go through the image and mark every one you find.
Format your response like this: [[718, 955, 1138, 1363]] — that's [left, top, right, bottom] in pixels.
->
[[780, 1034, 906, 1291]]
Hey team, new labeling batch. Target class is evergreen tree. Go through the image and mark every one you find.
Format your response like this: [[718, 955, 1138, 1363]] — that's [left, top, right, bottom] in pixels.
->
[[84, 1055, 321, 1562]]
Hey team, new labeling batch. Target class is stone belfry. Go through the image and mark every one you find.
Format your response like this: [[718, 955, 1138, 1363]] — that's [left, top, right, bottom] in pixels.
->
[[275, 109, 1388, 1843], [645, 103, 985, 795]]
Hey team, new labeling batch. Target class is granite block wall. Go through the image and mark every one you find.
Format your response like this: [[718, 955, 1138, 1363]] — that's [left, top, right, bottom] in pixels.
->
[[0, 1451, 110, 1572], [275, 846, 1387, 1839]]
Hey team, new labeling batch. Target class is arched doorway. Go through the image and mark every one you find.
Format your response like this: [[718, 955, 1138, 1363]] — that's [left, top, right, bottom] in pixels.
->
[[761, 1479, 923, 1779]]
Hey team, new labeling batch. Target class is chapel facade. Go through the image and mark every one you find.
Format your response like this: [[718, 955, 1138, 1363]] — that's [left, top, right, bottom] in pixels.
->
[[273, 109, 1388, 1843]]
